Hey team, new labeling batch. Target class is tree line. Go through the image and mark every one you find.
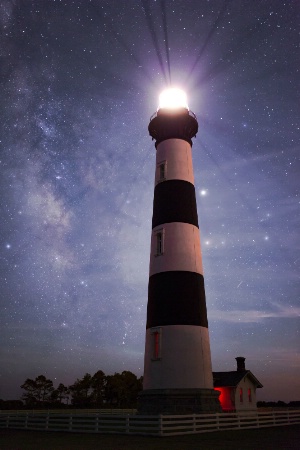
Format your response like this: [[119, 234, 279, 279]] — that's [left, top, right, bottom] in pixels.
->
[[5, 370, 143, 409], [257, 400, 300, 408]]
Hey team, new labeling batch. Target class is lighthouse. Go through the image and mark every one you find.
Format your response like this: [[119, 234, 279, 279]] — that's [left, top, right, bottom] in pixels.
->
[[138, 88, 221, 414]]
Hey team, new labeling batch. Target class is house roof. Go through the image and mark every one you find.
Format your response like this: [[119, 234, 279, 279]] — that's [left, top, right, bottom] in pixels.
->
[[213, 370, 263, 388]]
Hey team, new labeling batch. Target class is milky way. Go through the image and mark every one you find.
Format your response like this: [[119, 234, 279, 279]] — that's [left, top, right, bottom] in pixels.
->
[[0, 0, 299, 402]]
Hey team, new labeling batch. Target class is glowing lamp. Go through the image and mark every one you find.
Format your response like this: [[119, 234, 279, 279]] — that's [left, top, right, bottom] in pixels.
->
[[158, 88, 188, 110]]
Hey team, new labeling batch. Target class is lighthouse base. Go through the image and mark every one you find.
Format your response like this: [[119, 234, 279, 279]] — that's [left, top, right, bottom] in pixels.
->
[[137, 388, 221, 415]]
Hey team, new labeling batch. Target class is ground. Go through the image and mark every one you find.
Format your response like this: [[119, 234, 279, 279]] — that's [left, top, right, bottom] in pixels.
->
[[0, 425, 299, 449]]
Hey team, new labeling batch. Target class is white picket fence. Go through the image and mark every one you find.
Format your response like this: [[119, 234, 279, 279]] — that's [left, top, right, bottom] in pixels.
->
[[1, 410, 299, 436]]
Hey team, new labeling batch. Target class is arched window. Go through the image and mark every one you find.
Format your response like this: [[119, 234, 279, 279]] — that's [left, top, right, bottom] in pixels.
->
[[239, 388, 243, 403], [156, 161, 166, 184], [151, 328, 161, 360], [155, 229, 164, 256], [248, 388, 252, 402]]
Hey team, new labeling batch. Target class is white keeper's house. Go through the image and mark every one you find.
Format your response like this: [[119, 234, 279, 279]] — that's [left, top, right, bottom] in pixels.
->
[[213, 357, 263, 412]]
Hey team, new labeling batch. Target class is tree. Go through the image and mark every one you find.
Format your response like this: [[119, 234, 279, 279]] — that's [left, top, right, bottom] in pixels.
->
[[105, 373, 123, 407], [91, 370, 105, 407], [51, 383, 70, 405], [20, 375, 54, 407], [105, 371, 142, 408], [119, 371, 143, 407], [69, 373, 92, 407], [19, 369, 143, 409]]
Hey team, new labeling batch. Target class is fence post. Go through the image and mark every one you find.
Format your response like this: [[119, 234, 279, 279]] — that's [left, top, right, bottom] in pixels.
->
[[25, 412, 28, 429], [46, 412, 49, 430], [69, 414, 73, 431], [95, 414, 99, 433], [255, 412, 259, 428], [159, 414, 163, 436], [126, 414, 130, 434], [237, 413, 241, 428], [216, 413, 220, 430], [193, 414, 196, 432]]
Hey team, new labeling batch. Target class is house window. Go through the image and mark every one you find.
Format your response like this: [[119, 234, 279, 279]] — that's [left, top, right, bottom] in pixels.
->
[[239, 388, 243, 403], [151, 328, 161, 360], [248, 388, 252, 403], [155, 229, 164, 256]]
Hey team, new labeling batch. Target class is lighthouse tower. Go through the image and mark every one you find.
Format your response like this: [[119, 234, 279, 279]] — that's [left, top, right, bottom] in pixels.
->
[[138, 89, 221, 414]]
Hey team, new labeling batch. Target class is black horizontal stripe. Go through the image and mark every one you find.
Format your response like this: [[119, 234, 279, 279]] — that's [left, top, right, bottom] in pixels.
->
[[152, 180, 199, 229], [147, 271, 208, 329]]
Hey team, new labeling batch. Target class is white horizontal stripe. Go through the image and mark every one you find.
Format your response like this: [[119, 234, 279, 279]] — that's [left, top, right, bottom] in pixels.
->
[[155, 138, 195, 185], [149, 222, 204, 276], [143, 325, 213, 390]]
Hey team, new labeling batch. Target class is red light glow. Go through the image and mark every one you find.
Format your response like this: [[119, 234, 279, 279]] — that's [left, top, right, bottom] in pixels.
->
[[215, 387, 235, 412], [154, 331, 159, 359]]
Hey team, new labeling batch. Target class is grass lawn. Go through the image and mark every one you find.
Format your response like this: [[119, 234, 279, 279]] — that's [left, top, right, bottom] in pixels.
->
[[0, 425, 299, 450]]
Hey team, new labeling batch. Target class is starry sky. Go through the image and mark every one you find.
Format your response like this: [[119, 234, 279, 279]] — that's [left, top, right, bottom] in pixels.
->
[[1, 0, 299, 403]]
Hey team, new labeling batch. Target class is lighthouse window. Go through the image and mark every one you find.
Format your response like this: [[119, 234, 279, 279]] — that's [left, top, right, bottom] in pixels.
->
[[157, 232, 162, 255], [157, 161, 166, 183], [159, 163, 165, 180], [155, 229, 164, 256], [151, 328, 161, 360]]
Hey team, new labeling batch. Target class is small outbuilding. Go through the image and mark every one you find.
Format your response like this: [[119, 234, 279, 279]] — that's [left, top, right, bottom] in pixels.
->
[[213, 357, 263, 412]]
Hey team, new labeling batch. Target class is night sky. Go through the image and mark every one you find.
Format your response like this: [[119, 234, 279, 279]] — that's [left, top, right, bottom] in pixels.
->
[[1, 0, 299, 403]]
